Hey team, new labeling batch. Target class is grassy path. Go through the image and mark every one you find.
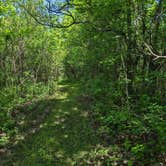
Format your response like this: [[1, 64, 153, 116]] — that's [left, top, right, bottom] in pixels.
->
[[4, 83, 99, 166]]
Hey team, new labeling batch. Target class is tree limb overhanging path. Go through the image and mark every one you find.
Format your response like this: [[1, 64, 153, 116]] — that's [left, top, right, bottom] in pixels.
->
[[1, 82, 99, 165]]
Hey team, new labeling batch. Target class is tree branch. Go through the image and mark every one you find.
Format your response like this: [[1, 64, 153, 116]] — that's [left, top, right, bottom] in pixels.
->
[[17, 1, 87, 28], [144, 42, 166, 60]]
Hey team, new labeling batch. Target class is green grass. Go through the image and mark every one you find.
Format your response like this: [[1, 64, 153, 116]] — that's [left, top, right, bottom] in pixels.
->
[[2, 82, 99, 166]]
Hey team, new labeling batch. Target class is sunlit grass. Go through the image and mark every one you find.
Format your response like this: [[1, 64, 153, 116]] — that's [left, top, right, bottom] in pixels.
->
[[5, 82, 99, 165]]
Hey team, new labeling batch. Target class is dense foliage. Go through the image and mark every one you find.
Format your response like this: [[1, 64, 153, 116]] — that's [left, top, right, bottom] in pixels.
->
[[62, 0, 166, 164], [0, 1, 64, 146], [0, 0, 166, 165]]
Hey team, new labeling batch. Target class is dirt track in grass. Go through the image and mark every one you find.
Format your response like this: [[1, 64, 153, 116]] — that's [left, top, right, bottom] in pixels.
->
[[1, 82, 99, 166]]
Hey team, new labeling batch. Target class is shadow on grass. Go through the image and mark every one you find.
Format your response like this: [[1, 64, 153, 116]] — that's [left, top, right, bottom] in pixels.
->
[[1, 83, 99, 166]]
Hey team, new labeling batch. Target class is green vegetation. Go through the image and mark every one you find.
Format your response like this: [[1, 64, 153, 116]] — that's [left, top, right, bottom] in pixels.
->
[[0, 0, 166, 165], [1, 83, 99, 165]]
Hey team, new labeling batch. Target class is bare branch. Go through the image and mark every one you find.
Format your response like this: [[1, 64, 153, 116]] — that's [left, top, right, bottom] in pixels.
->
[[144, 42, 166, 60], [17, 1, 88, 28]]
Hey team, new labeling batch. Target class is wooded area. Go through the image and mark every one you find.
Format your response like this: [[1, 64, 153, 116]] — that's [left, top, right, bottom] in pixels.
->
[[0, 0, 166, 165]]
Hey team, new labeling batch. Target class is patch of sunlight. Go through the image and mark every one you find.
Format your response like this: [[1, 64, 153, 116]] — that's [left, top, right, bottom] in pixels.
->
[[15, 134, 25, 141], [43, 122, 48, 126], [54, 115, 60, 119], [66, 157, 73, 164], [64, 111, 70, 115], [18, 120, 25, 125], [20, 116, 25, 120], [81, 111, 89, 118], [61, 126, 65, 129], [57, 109, 63, 113], [32, 120, 36, 124], [60, 118, 65, 122], [58, 93, 68, 99], [53, 121, 60, 125], [39, 124, 44, 129], [30, 129, 35, 134], [64, 134, 68, 138], [74, 150, 88, 158], [55, 150, 65, 159], [73, 107, 78, 111]]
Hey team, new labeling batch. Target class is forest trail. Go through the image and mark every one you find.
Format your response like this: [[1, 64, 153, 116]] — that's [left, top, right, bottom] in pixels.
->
[[2, 82, 99, 166]]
